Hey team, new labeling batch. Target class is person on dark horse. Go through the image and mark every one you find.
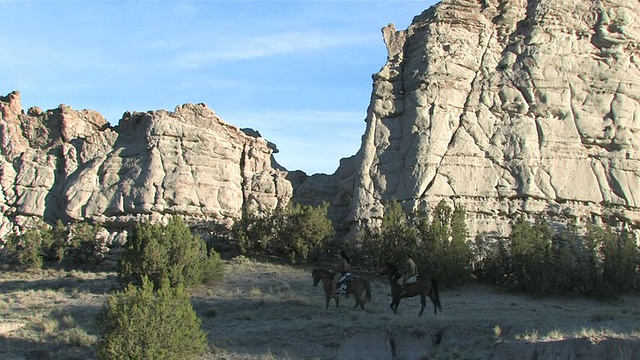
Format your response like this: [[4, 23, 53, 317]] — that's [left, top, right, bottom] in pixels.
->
[[379, 260, 442, 317], [333, 250, 352, 296], [399, 255, 418, 297]]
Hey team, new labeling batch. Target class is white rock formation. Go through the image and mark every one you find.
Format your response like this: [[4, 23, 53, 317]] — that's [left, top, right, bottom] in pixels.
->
[[1, 0, 639, 243], [298, 0, 639, 238], [0, 91, 291, 240]]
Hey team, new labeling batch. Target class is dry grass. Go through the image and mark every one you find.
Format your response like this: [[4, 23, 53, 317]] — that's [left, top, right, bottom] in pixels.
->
[[2, 259, 640, 359], [0, 267, 118, 359]]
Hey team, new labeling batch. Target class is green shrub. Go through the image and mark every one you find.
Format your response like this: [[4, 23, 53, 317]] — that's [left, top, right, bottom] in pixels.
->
[[353, 199, 420, 271], [65, 222, 108, 265], [549, 221, 582, 292], [118, 216, 224, 288], [279, 202, 334, 262], [475, 235, 512, 284], [509, 216, 555, 295], [232, 202, 335, 262], [1, 220, 54, 268], [353, 199, 473, 287], [46, 220, 70, 262], [233, 209, 273, 256], [0, 219, 110, 268], [476, 218, 639, 299], [601, 228, 638, 295], [421, 201, 473, 286], [96, 276, 207, 360]]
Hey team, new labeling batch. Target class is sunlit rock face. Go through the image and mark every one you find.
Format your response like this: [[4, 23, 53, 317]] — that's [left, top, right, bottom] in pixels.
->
[[0, 91, 291, 239], [304, 0, 639, 238], [1, 0, 639, 244]]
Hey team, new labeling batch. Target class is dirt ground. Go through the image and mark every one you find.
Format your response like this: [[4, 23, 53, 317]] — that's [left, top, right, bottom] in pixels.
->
[[193, 257, 640, 360], [2, 257, 640, 359]]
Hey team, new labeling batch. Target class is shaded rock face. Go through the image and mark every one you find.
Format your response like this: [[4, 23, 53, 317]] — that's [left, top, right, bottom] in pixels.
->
[[0, 91, 291, 238], [305, 0, 640, 237]]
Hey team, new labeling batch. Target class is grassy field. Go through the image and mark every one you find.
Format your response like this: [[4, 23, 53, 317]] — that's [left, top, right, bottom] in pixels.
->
[[2, 257, 640, 359]]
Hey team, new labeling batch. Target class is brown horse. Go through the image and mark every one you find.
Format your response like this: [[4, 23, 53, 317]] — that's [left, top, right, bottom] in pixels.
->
[[312, 268, 371, 311], [378, 262, 442, 317]]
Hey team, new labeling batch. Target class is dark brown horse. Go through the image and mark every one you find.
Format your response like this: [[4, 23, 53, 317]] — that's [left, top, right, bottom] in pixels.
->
[[378, 262, 442, 317], [312, 268, 371, 311]]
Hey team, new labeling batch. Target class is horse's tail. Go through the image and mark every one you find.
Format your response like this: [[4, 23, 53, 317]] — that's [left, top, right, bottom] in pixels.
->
[[365, 279, 372, 303], [431, 278, 443, 312]]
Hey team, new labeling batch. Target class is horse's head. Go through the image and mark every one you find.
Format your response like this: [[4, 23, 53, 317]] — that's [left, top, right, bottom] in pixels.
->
[[378, 262, 399, 277]]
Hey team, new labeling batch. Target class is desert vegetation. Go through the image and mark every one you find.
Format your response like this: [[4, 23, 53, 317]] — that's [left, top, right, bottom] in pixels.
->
[[1, 201, 639, 359]]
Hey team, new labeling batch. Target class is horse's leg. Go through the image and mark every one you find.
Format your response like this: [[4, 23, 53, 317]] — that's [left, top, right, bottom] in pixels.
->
[[427, 279, 441, 315], [325, 294, 330, 311], [391, 297, 401, 314], [352, 295, 359, 310], [429, 293, 438, 315], [355, 288, 364, 311], [418, 294, 426, 317], [432, 278, 443, 313]]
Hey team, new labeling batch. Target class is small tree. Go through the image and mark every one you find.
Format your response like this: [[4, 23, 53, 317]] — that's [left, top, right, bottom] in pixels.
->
[[575, 222, 606, 296], [601, 227, 638, 296], [96, 276, 208, 360], [1, 220, 54, 269], [379, 199, 420, 265], [549, 220, 581, 292], [118, 216, 224, 288], [66, 222, 107, 265], [421, 200, 472, 286], [233, 209, 273, 256], [509, 216, 555, 295], [46, 220, 69, 262], [232, 202, 335, 263], [355, 199, 420, 270], [475, 235, 512, 284], [446, 204, 473, 283], [277, 202, 334, 262]]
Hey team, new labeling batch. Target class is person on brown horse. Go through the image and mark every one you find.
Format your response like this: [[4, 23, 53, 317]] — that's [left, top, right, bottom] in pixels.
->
[[333, 250, 351, 296], [398, 255, 417, 297]]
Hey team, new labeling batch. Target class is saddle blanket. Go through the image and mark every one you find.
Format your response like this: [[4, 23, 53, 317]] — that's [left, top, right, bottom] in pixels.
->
[[338, 272, 352, 283], [396, 275, 418, 285]]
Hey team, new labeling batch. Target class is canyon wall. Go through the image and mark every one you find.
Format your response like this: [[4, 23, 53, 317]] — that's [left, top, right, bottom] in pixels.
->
[[296, 0, 640, 238], [2, 0, 639, 244]]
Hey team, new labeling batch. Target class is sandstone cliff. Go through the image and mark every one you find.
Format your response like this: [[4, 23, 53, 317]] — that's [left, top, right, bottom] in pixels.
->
[[0, 91, 291, 240], [2, 0, 639, 244], [296, 0, 640, 238]]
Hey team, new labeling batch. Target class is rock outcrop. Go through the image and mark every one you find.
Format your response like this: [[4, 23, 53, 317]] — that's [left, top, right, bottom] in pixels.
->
[[294, 0, 640, 238], [2, 0, 639, 243], [0, 91, 291, 240]]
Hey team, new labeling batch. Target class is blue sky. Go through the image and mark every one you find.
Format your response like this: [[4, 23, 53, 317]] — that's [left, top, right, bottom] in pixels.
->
[[2, 0, 437, 175]]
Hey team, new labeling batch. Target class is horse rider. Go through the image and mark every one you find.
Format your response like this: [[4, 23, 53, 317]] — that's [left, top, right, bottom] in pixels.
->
[[333, 250, 351, 296], [398, 255, 417, 296]]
